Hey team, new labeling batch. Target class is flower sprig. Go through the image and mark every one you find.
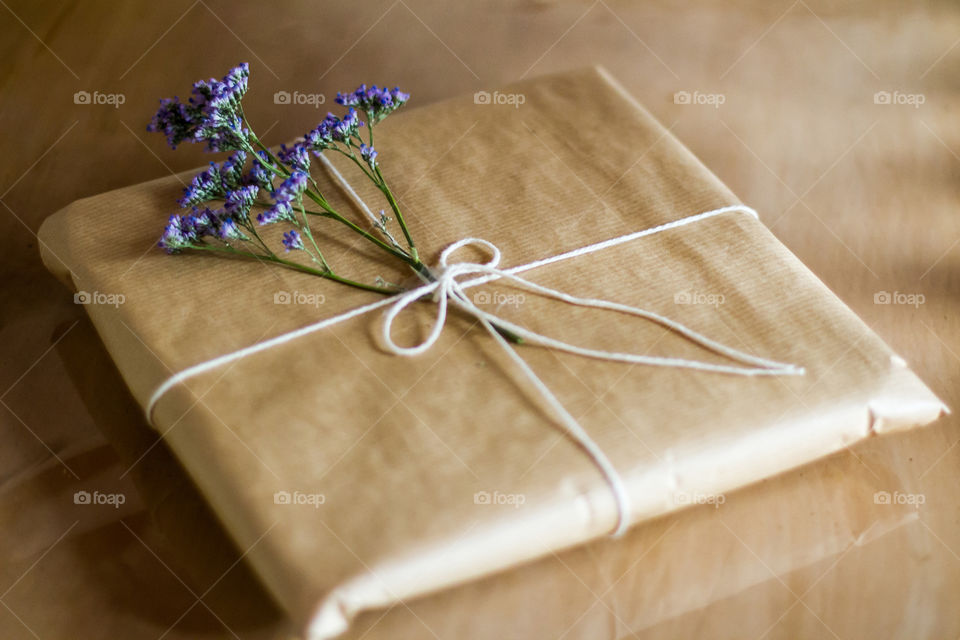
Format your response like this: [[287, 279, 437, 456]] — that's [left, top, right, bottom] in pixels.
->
[[148, 62, 424, 295]]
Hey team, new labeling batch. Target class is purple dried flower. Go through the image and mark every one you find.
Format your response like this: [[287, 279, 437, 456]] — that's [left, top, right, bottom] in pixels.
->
[[310, 109, 365, 149], [335, 87, 360, 107], [272, 171, 308, 203], [282, 229, 304, 252], [147, 98, 191, 150], [159, 205, 253, 251], [224, 184, 259, 219], [390, 87, 410, 105], [277, 143, 311, 172], [154, 68, 412, 272], [219, 217, 248, 241], [257, 171, 307, 225], [147, 63, 250, 152], [336, 84, 409, 124], [179, 163, 225, 208], [221, 150, 248, 189], [257, 200, 293, 225], [243, 151, 274, 190], [189, 207, 218, 236], [359, 143, 377, 168], [158, 214, 198, 253], [334, 108, 364, 141], [303, 124, 332, 153], [179, 149, 266, 210], [178, 150, 254, 208], [222, 64, 249, 94]]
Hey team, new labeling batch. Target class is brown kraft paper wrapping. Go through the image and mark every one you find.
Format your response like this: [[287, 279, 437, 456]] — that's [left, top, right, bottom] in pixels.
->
[[37, 67, 946, 638], [8, 316, 911, 640]]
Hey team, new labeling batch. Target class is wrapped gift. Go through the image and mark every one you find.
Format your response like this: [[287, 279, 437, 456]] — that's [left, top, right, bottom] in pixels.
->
[[38, 67, 945, 639]]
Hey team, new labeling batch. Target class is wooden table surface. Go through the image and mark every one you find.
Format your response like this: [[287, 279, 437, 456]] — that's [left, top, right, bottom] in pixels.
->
[[2, 1, 958, 638]]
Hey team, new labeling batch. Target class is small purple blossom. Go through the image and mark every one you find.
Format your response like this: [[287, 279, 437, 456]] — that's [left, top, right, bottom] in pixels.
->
[[336, 84, 409, 124], [158, 214, 198, 253], [179, 151, 261, 212], [282, 229, 305, 252], [333, 108, 364, 142], [224, 184, 259, 218], [189, 207, 217, 236], [179, 149, 253, 208], [219, 218, 248, 241], [147, 63, 250, 151], [359, 143, 378, 168], [158, 205, 251, 252], [243, 151, 274, 190], [272, 170, 308, 203], [303, 124, 332, 153], [179, 162, 225, 208], [258, 171, 308, 225], [221, 150, 247, 189], [257, 200, 293, 225], [277, 143, 311, 172], [303, 109, 365, 153]]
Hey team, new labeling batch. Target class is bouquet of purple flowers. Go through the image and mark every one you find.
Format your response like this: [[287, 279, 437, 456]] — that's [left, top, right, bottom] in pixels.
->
[[148, 62, 420, 295]]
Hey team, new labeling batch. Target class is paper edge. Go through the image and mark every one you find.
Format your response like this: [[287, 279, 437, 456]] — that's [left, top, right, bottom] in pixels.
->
[[302, 363, 946, 640]]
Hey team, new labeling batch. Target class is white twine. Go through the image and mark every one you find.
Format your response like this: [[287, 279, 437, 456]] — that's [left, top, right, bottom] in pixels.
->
[[316, 153, 380, 226], [146, 167, 804, 536]]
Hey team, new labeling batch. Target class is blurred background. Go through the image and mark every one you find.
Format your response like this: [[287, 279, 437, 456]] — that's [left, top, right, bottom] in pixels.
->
[[1, 1, 958, 638]]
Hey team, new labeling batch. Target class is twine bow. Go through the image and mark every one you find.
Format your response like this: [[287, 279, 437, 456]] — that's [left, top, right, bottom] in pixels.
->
[[379, 236, 803, 536]]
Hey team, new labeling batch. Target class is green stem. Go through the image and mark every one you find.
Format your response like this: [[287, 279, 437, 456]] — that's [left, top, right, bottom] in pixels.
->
[[244, 123, 329, 208], [301, 207, 413, 264], [242, 125, 410, 266], [190, 244, 398, 295], [332, 145, 377, 184], [242, 219, 275, 257], [252, 198, 412, 268], [374, 165, 418, 263], [295, 199, 331, 272], [243, 134, 287, 180]]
